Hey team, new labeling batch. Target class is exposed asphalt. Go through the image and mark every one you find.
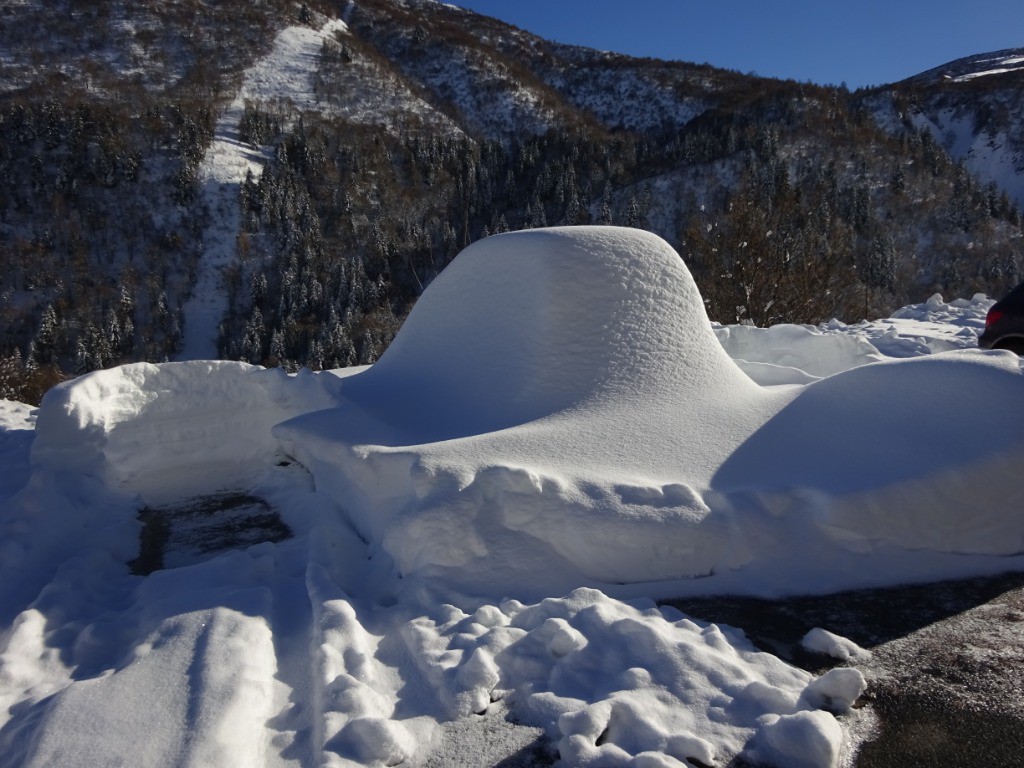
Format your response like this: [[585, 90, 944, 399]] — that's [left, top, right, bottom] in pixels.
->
[[667, 570, 1024, 768]]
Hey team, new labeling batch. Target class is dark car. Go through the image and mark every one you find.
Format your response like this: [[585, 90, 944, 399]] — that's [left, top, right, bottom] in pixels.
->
[[979, 279, 1024, 354]]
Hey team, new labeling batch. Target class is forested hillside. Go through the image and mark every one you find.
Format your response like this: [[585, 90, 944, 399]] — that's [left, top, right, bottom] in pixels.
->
[[1, 0, 1022, 401]]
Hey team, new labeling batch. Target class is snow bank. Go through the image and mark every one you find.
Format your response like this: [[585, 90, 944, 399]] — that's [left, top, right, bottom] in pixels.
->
[[714, 323, 884, 383], [715, 292, 994, 386], [32, 361, 340, 496], [278, 227, 1024, 596]]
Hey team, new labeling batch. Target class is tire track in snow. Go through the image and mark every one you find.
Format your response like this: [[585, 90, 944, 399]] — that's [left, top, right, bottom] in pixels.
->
[[177, 19, 347, 361]]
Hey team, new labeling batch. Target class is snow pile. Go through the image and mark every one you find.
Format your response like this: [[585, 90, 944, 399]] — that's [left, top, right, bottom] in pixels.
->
[[843, 290, 994, 360], [713, 323, 885, 384], [31, 360, 340, 496], [715, 293, 995, 386], [404, 588, 863, 768], [3, 226, 1024, 768], [278, 227, 1024, 597]]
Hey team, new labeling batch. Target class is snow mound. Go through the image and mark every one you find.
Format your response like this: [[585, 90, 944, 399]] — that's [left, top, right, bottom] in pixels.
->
[[330, 225, 761, 439], [277, 227, 783, 592], [277, 227, 1024, 597], [32, 361, 340, 498]]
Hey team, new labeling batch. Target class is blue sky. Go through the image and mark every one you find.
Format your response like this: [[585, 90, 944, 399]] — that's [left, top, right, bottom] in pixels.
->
[[449, 1, 1024, 89]]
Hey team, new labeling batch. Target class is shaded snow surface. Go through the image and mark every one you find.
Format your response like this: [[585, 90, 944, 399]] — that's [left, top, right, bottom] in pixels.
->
[[2, 227, 1024, 768]]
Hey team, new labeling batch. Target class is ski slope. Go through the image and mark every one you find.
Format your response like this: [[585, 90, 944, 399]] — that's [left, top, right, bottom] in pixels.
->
[[177, 19, 347, 361]]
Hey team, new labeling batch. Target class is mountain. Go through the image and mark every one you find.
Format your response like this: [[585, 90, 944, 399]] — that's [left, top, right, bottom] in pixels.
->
[[0, 0, 1022, 400], [864, 48, 1024, 209]]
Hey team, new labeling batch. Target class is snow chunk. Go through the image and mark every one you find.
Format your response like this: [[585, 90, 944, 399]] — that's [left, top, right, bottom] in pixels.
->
[[801, 628, 871, 662], [326, 716, 414, 765], [748, 710, 843, 768], [802, 668, 867, 713]]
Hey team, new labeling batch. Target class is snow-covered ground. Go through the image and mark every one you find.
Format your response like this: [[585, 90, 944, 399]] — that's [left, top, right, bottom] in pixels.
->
[[904, 106, 1024, 209], [2, 227, 1022, 768], [950, 54, 1024, 82], [177, 19, 347, 361]]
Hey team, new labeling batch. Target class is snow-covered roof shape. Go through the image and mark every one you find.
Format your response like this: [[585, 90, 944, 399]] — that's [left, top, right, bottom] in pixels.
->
[[276, 226, 1024, 597], [333, 225, 762, 441]]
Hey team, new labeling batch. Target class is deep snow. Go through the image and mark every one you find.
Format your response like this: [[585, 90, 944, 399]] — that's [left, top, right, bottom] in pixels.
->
[[2, 227, 1023, 768]]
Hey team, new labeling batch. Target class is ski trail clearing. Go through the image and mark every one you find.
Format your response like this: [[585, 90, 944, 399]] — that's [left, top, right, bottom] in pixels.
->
[[177, 19, 348, 360]]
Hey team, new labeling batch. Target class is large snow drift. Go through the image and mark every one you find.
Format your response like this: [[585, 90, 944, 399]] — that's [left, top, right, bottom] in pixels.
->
[[4, 226, 1024, 768], [277, 227, 1024, 596]]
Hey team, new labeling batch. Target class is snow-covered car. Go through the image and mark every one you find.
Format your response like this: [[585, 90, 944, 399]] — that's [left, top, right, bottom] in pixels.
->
[[979, 279, 1024, 354]]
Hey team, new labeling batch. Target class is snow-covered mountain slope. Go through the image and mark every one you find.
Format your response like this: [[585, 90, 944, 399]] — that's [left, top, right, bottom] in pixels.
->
[[346, 0, 775, 136], [3, 228, 1022, 768], [178, 19, 349, 360], [865, 48, 1024, 208], [904, 48, 1024, 85]]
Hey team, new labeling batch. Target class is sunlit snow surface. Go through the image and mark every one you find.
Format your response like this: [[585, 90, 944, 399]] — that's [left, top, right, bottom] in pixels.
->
[[3, 227, 1024, 768], [177, 20, 348, 361]]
